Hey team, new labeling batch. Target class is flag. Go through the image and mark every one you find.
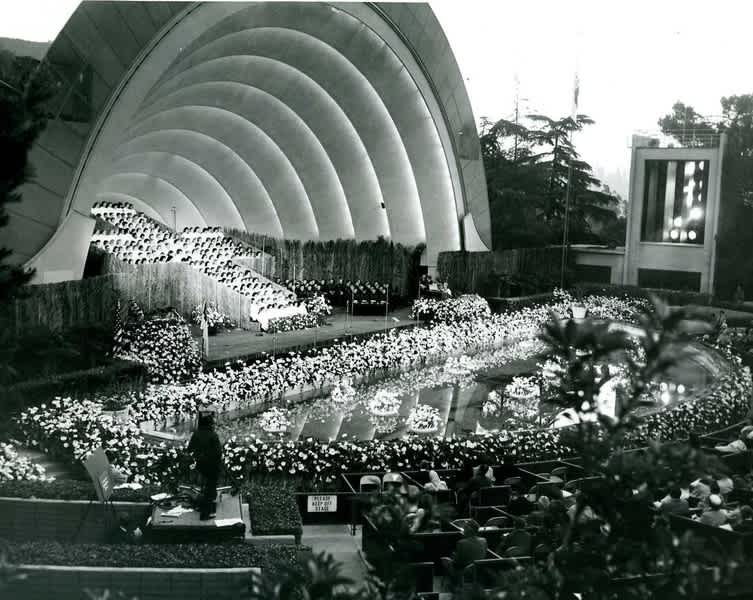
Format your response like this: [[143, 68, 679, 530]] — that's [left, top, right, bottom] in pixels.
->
[[571, 72, 580, 120]]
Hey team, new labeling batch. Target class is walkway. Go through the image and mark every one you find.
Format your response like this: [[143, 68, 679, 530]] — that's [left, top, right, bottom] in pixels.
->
[[302, 524, 369, 590], [15, 447, 80, 480]]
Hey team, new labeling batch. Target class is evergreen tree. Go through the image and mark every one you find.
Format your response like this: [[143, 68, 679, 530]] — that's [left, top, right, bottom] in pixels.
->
[[480, 113, 621, 249], [0, 49, 55, 300]]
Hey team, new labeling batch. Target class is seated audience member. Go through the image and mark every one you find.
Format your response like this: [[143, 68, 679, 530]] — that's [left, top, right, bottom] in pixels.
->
[[472, 456, 496, 483], [714, 425, 753, 454], [733, 505, 753, 533], [507, 485, 536, 516], [660, 486, 690, 516], [566, 490, 598, 524], [407, 493, 439, 534], [689, 477, 713, 507], [457, 459, 493, 515], [452, 521, 488, 571], [699, 494, 728, 527], [424, 469, 449, 492], [403, 485, 421, 521], [716, 472, 734, 496]]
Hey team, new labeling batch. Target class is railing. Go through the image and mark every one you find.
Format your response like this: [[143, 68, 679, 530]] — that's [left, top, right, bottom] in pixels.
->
[[632, 130, 723, 149]]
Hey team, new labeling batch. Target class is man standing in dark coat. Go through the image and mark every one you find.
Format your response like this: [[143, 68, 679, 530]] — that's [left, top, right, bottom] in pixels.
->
[[187, 408, 223, 520]]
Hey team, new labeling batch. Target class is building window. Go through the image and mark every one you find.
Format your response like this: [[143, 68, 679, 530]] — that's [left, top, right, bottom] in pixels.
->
[[638, 268, 701, 292], [640, 159, 709, 244]]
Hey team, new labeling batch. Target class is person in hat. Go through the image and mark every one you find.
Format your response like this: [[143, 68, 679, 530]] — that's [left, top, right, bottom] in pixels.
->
[[700, 494, 728, 527], [187, 407, 223, 520]]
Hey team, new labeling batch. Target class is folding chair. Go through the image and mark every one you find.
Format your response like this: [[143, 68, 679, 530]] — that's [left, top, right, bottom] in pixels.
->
[[360, 475, 382, 493], [485, 516, 511, 528]]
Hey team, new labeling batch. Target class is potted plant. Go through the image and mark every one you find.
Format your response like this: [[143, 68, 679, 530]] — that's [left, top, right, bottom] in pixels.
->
[[100, 396, 133, 422], [571, 289, 587, 319], [406, 404, 441, 434]]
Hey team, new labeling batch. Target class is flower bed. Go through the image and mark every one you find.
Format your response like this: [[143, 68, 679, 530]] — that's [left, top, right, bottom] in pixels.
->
[[368, 390, 401, 417], [410, 294, 491, 323]]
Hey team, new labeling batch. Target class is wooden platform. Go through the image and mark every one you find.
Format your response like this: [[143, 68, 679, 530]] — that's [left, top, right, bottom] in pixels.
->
[[149, 490, 247, 542]]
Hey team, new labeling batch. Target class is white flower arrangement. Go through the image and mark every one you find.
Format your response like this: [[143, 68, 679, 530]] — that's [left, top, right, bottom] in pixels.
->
[[411, 294, 491, 323], [505, 376, 540, 401], [482, 390, 503, 417], [113, 307, 201, 384], [407, 405, 442, 433], [258, 407, 291, 434], [372, 415, 400, 435], [191, 303, 236, 329], [368, 390, 401, 417], [330, 379, 356, 406]]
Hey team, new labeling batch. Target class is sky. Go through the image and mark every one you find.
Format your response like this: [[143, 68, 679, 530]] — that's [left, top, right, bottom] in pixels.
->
[[2, 0, 753, 198]]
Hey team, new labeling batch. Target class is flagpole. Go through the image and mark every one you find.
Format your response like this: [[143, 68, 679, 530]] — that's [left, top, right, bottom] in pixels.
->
[[560, 69, 580, 290]]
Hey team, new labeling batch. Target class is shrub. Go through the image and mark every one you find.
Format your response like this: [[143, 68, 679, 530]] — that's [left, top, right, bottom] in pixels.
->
[[0, 324, 115, 386], [5, 539, 303, 569], [0, 361, 146, 416]]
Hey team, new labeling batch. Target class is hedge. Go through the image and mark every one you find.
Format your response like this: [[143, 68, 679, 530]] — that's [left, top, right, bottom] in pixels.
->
[[0, 480, 160, 503], [0, 361, 146, 415], [245, 477, 303, 537], [5, 540, 303, 569]]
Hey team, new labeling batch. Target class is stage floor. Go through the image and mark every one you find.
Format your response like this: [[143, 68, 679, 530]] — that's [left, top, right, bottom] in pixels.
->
[[150, 489, 247, 542], [203, 306, 417, 364]]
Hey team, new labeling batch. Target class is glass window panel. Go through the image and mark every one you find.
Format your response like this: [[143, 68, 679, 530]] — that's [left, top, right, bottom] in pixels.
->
[[641, 159, 709, 244], [46, 32, 83, 68], [58, 81, 91, 124], [144, 2, 173, 25], [115, 2, 157, 47], [37, 119, 87, 167], [39, 61, 71, 117], [82, 2, 142, 67]]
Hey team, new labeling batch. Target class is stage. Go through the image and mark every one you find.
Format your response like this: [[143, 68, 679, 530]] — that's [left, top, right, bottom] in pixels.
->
[[149, 488, 248, 542], [202, 306, 418, 366]]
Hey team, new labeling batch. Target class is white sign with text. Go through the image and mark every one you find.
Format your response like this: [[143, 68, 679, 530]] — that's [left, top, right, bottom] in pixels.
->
[[307, 495, 338, 512]]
